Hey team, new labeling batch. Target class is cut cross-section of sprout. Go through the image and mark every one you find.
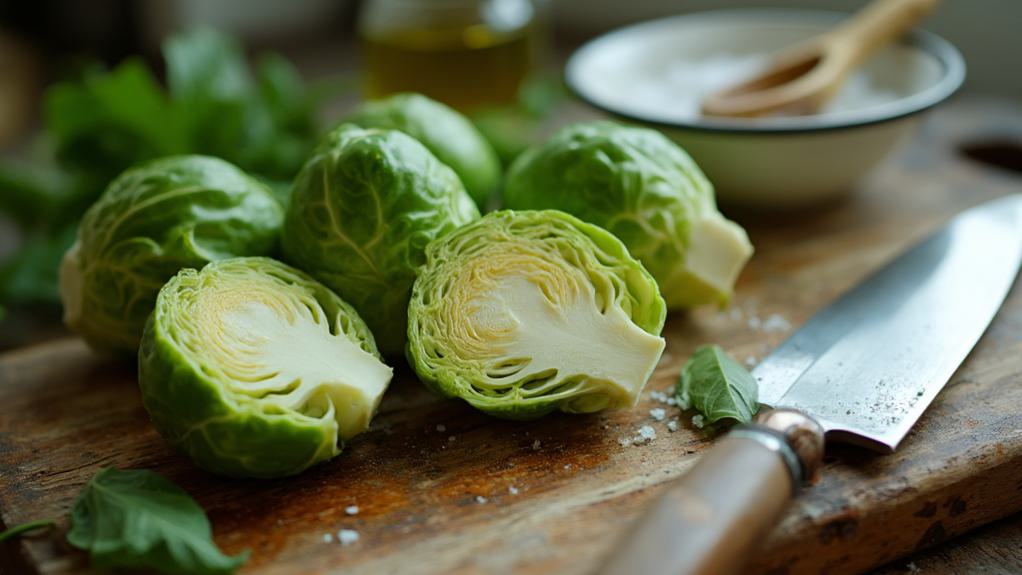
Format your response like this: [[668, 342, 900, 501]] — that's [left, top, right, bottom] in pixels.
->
[[139, 257, 392, 478], [408, 210, 667, 420]]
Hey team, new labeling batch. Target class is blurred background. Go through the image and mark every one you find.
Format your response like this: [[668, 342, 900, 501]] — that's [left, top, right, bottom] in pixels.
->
[[0, 0, 1018, 350], [2, 0, 1019, 149]]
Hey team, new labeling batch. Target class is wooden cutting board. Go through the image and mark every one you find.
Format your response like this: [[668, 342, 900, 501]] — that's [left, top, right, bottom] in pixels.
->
[[2, 99, 1021, 575]]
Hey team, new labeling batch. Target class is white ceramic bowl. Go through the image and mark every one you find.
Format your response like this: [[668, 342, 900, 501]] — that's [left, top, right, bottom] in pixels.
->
[[565, 9, 965, 208]]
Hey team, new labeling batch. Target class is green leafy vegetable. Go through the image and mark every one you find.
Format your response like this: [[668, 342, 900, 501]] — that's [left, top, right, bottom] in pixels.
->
[[504, 121, 753, 309], [346, 93, 501, 209], [0, 28, 323, 312], [139, 258, 391, 478], [60, 155, 283, 353], [67, 468, 247, 575], [282, 124, 480, 356], [0, 519, 55, 542], [1, 227, 77, 307], [676, 345, 759, 425], [407, 210, 667, 420]]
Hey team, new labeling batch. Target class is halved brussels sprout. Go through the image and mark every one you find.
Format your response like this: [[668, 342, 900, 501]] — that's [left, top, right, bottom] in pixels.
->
[[60, 155, 283, 353], [282, 124, 480, 357], [408, 210, 667, 420], [504, 121, 753, 309], [345, 93, 501, 209], [139, 257, 393, 478]]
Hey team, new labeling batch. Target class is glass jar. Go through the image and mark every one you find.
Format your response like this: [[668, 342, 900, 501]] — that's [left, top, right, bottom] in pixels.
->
[[358, 0, 541, 112]]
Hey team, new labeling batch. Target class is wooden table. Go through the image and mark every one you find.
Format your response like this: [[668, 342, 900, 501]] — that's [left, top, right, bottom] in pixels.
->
[[2, 98, 1022, 575]]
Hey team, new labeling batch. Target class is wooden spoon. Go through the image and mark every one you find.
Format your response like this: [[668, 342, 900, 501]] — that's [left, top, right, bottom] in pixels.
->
[[701, 0, 938, 118]]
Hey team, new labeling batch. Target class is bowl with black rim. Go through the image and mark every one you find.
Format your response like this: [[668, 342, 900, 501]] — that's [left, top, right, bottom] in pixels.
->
[[565, 9, 965, 208]]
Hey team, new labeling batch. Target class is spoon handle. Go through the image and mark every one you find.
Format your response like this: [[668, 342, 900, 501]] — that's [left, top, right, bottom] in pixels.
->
[[830, 0, 938, 66]]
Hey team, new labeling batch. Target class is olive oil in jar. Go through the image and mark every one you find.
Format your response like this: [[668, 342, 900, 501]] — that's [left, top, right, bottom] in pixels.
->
[[359, 0, 538, 112]]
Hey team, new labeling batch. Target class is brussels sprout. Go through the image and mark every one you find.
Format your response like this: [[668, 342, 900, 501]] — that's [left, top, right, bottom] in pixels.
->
[[407, 210, 666, 420], [504, 122, 753, 309], [345, 93, 501, 209], [60, 155, 283, 353], [139, 257, 393, 478], [282, 124, 480, 357]]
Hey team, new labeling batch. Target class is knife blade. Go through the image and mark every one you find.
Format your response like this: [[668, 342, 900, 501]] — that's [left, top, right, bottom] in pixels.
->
[[754, 193, 1022, 451], [601, 194, 1022, 575]]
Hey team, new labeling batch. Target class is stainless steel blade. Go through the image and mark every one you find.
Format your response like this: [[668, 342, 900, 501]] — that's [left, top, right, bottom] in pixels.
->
[[754, 195, 1022, 452]]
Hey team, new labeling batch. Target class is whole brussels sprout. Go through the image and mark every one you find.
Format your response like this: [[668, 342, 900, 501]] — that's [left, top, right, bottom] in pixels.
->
[[503, 122, 753, 309], [282, 124, 480, 357], [407, 210, 666, 420], [60, 155, 283, 353], [345, 93, 501, 209], [139, 257, 393, 478]]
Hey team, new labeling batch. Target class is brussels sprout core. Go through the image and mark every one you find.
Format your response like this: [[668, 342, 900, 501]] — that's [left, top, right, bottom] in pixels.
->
[[140, 257, 392, 478], [409, 210, 667, 419], [658, 214, 753, 308]]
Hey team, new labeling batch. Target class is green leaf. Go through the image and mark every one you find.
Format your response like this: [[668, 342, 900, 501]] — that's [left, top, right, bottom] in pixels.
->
[[0, 226, 77, 306], [0, 519, 55, 542], [45, 59, 186, 185], [67, 468, 248, 575], [165, 28, 251, 101], [1, 28, 325, 312], [676, 345, 759, 425]]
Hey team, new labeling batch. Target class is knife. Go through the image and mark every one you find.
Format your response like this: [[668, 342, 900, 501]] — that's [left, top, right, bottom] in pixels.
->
[[600, 194, 1022, 575]]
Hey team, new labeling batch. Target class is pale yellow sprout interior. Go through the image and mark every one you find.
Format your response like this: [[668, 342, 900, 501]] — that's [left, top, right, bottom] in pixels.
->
[[174, 266, 392, 440], [437, 241, 665, 412]]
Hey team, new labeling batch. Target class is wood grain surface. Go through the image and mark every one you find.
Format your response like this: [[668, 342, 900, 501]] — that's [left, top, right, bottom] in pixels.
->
[[2, 99, 1021, 575]]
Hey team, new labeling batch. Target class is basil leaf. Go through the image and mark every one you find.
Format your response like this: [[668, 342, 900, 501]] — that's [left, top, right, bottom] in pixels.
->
[[676, 345, 759, 425], [67, 469, 247, 575]]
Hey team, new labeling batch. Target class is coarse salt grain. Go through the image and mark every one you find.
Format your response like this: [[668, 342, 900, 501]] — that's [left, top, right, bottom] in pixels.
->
[[436, 424, 446, 432], [649, 408, 666, 421], [345, 505, 359, 516], [692, 415, 705, 429], [475, 495, 488, 504], [509, 486, 519, 495], [761, 313, 791, 333], [337, 529, 360, 546], [322, 533, 333, 543], [666, 397, 676, 406], [650, 390, 667, 402], [667, 419, 680, 432], [618, 437, 632, 447], [532, 439, 541, 451], [633, 425, 657, 444], [448, 435, 456, 442]]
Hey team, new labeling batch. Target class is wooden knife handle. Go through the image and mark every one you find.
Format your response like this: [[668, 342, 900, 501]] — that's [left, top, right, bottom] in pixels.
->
[[598, 409, 825, 575]]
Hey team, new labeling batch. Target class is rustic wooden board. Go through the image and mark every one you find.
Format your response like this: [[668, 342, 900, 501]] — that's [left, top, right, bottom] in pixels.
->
[[2, 99, 1021, 575]]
